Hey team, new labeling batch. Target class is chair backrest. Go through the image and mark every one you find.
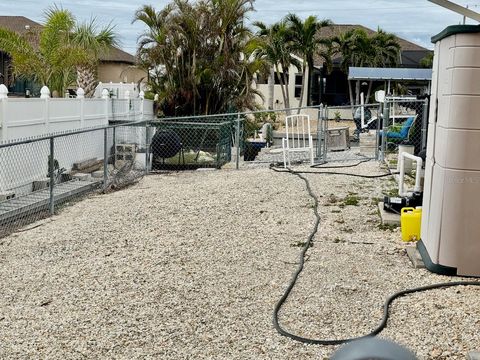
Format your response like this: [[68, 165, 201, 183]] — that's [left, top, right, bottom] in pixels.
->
[[285, 114, 311, 149], [399, 116, 416, 139]]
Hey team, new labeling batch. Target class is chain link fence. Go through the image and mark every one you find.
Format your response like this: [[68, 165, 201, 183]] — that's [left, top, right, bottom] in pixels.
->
[[149, 114, 237, 171], [0, 99, 430, 237], [380, 97, 429, 169], [240, 106, 323, 165], [0, 123, 146, 237], [316, 104, 383, 162]]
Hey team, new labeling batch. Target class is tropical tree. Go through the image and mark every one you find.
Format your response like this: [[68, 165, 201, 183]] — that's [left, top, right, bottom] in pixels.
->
[[251, 20, 301, 113], [285, 14, 331, 112], [330, 28, 401, 105], [72, 19, 117, 97], [0, 7, 117, 97], [420, 52, 434, 68], [134, 0, 265, 116]]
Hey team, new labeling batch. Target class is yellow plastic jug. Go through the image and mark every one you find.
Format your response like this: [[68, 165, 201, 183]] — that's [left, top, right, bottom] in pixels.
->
[[401, 207, 422, 242]]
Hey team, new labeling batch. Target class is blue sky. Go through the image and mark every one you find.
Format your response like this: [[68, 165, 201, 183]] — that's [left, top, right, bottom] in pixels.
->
[[1, 0, 479, 54]]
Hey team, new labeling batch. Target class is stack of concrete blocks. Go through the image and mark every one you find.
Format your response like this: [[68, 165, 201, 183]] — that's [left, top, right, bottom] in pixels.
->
[[359, 131, 377, 156], [115, 144, 136, 169]]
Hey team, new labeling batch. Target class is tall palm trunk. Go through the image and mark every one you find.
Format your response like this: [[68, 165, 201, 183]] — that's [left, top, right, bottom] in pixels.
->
[[296, 62, 307, 114], [282, 67, 291, 114], [267, 68, 274, 110], [355, 80, 361, 105], [275, 65, 288, 112], [348, 80, 354, 109], [76, 64, 98, 98], [366, 81, 373, 104]]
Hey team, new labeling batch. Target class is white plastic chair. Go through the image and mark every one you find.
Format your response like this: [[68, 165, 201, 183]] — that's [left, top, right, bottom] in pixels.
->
[[282, 114, 314, 168]]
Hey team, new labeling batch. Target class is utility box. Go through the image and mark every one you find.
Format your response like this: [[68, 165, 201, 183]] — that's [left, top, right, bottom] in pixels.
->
[[419, 25, 480, 277], [326, 127, 350, 151]]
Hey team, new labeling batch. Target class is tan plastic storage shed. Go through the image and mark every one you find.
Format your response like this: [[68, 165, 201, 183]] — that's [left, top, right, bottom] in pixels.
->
[[419, 25, 480, 277]]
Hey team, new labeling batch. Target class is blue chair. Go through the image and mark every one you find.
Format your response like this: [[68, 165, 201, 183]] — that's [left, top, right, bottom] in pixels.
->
[[380, 116, 416, 143]]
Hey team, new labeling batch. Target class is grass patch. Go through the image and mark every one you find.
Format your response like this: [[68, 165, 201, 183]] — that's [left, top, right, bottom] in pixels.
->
[[342, 194, 360, 206], [385, 188, 399, 197], [378, 223, 399, 231]]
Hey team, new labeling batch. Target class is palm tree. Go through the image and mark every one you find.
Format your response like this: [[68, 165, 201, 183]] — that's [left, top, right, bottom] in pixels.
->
[[72, 19, 118, 97], [286, 14, 331, 112], [134, 0, 262, 116], [0, 7, 117, 97], [252, 20, 300, 113], [366, 29, 401, 101], [330, 28, 400, 105], [330, 29, 357, 106]]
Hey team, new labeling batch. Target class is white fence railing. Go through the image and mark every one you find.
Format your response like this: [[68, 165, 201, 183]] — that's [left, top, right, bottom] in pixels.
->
[[0, 97, 154, 142]]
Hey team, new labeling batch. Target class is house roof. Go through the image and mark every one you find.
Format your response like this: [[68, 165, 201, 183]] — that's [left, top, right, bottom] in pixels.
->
[[0, 16, 135, 64], [98, 46, 135, 64], [314, 24, 431, 67], [0, 16, 42, 35]]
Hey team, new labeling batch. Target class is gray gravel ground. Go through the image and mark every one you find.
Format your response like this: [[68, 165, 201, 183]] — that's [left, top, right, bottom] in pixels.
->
[[0, 161, 478, 359]]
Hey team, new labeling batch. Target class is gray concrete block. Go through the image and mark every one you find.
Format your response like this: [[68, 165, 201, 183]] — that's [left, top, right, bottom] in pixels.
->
[[72, 173, 90, 181], [32, 178, 50, 191], [406, 245, 425, 269], [91, 170, 104, 179], [378, 202, 400, 226]]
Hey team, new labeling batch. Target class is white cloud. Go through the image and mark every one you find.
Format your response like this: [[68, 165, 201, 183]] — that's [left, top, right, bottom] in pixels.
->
[[1, 0, 476, 53]]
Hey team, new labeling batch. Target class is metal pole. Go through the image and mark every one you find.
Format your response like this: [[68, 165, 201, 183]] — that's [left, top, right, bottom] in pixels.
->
[[421, 99, 429, 152], [112, 127, 116, 165], [103, 128, 108, 190], [145, 121, 150, 174], [316, 105, 322, 159], [235, 115, 240, 170], [323, 106, 328, 162], [380, 101, 390, 162], [375, 103, 382, 161], [49, 137, 55, 215]]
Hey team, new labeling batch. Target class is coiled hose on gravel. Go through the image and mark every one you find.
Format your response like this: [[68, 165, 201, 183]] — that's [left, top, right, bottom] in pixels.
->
[[270, 163, 480, 346]]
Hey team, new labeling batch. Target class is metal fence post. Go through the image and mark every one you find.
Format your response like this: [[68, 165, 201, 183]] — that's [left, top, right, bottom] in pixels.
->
[[323, 106, 328, 162], [375, 103, 382, 161], [235, 114, 241, 170], [421, 98, 429, 152], [49, 137, 55, 215], [316, 105, 323, 160], [112, 127, 116, 163], [380, 101, 390, 162], [103, 128, 108, 190], [145, 121, 150, 174]]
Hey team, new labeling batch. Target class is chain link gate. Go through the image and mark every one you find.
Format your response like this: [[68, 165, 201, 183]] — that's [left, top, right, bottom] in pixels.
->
[[317, 103, 382, 163], [379, 97, 429, 168]]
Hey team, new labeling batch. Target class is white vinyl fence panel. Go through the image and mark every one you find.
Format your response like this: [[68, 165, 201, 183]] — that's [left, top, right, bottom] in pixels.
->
[[0, 98, 154, 142]]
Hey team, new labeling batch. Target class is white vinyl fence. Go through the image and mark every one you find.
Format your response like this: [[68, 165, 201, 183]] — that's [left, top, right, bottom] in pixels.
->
[[0, 94, 154, 142]]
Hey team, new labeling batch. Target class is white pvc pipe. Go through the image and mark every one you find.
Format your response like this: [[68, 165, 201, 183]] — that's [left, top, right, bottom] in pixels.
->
[[399, 152, 423, 197], [360, 92, 365, 128]]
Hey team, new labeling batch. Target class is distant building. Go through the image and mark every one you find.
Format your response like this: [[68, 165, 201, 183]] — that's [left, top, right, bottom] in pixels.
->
[[255, 24, 433, 108], [0, 16, 146, 96]]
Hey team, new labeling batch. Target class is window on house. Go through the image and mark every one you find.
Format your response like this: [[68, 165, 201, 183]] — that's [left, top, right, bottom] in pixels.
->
[[256, 71, 289, 85], [294, 74, 303, 98], [275, 72, 288, 85]]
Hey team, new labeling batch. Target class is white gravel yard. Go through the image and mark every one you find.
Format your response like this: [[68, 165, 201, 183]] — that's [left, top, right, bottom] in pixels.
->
[[0, 162, 479, 359]]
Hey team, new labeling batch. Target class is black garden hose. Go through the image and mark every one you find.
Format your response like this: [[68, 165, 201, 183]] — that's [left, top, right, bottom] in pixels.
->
[[271, 165, 480, 346]]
